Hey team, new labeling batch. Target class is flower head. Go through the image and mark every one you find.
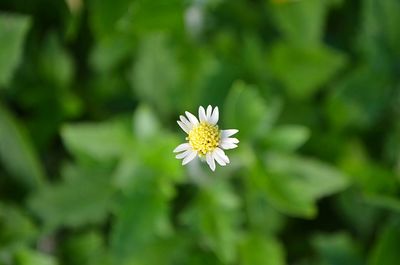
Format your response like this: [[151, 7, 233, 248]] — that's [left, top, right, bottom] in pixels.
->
[[173, 105, 239, 171]]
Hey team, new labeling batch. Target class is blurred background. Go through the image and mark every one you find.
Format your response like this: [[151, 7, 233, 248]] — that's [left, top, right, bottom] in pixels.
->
[[1, 0, 400, 264]]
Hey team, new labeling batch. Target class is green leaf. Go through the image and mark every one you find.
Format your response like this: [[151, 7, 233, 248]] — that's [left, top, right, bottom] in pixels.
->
[[113, 132, 183, 191], [244, 177, 286, 234], [184, 250, 224, 265], [239, 234, 286, 265], [62, 231, 111, 265], [263, 125, 310, 152], [327, 65, 392, 130], [269, 0, 330, 46], [111, 133, 182, 264], [268, 42, 347, 100], [61, 120, 131, 162], [368, 220, 400, 265], [312, 233, 364, 265], [0, 203, 37, 251], [114, 236, 185, 265], [335, 189, 382, 238], [130, 34, 181, 116], [123, 0, 184, 35], [262, 152, 349, 218], [28, 164, 114, 229], [88, 0, 183, 38], [359, 0, 400, 60], [38, 33, 74, 88], [181, 181, 240, 264], [89, 34, 134, 72], [0, 102, 45, 189], [14, 248, 57, 265], [87, 0, 132, 39], [338, 141, 398, 195], [110, 179, 174, 264], [0, 13, 31, 87], [132, 104, 161, 140], [224, 81, 281, 140], [363, 195, 400, 213], [329, 0, 345, 7]]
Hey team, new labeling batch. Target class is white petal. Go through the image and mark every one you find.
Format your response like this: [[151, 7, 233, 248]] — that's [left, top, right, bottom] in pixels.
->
[[222, 137, 239, 144], [206, 105, 212, 120], [199, 106, 207, 123], [212, 150, 226, 166], [182, 150, 197, 165], [177, 121, 190, 134], [220, 142, 238, 150], [214, 147, 230, 164], [221, 129, 238, 138], [176, 150, 190, 159], [173, 143, 190, 153], [206, 152, 216, 171], [209, 106, 219, 125], [180, 115, 193, 130], [185, 111, 199, 126]]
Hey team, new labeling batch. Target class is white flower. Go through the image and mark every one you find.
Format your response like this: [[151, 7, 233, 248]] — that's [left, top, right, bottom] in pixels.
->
[[173, 105, 239, 171]]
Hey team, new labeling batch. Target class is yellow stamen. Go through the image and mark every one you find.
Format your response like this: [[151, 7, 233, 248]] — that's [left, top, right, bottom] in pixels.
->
[[187, 122, 220, 156]]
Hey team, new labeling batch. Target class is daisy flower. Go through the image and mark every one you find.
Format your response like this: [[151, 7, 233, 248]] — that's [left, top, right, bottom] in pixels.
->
[[173, 105, 239, 171]]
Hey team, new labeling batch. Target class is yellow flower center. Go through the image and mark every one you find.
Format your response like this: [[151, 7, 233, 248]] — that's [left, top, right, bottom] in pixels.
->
[[188, 122, 220, 156]]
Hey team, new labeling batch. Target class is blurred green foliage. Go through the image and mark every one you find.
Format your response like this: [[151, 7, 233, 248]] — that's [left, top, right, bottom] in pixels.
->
[[0, 0, 400, 264]]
